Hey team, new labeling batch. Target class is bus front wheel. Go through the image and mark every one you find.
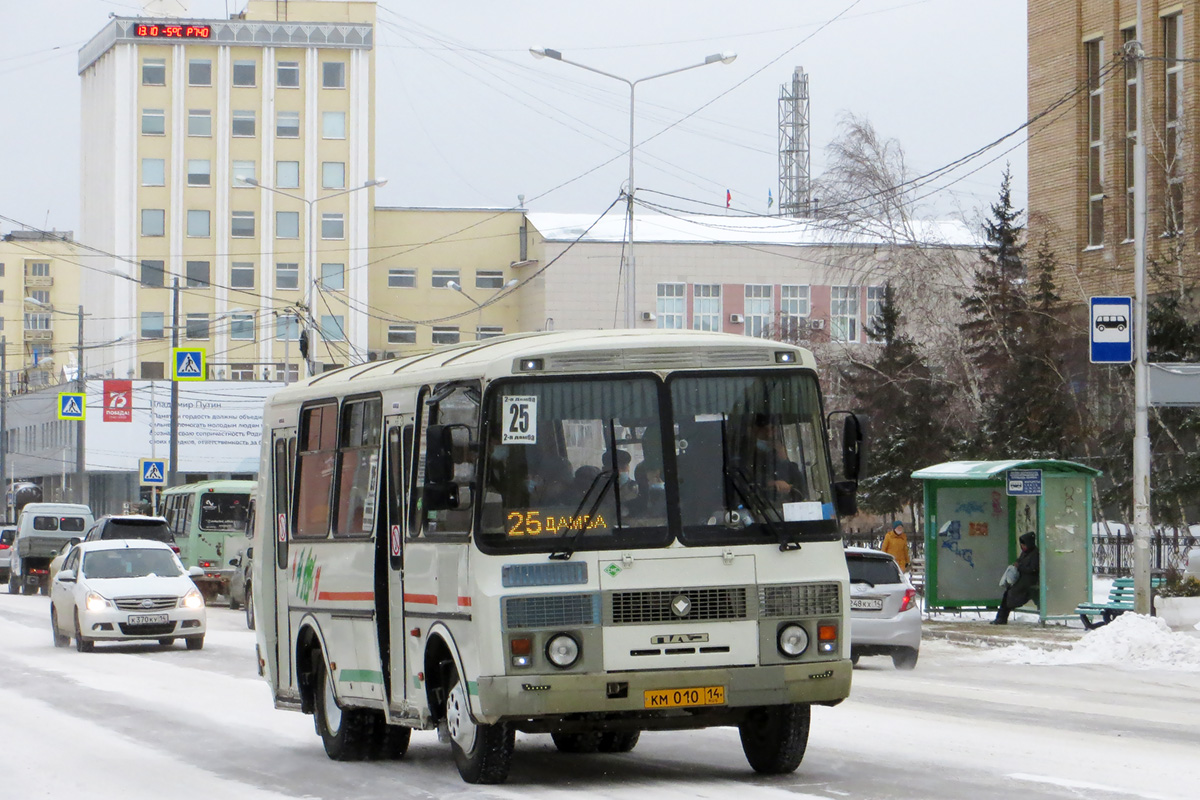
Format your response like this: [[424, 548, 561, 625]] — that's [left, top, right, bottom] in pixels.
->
[[314, 657, 374, 761], [738, 703, 810, 774], [445, 665, 514, 783]]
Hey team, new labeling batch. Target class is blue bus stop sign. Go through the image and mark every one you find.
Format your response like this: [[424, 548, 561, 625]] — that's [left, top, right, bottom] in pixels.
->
[[1006, 469, 1043, 497], [1090, 296, 1132, 364]]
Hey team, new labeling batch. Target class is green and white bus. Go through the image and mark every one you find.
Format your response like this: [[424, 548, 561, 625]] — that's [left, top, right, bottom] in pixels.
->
[[253, 330, 863, 784], [161, 480, 254, 597]]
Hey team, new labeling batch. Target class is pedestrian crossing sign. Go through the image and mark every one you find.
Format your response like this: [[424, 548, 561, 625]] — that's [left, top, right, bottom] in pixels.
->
[[173, 348, 205, 381], [139, 458, 167, 486], [58, 392, 86, 421]]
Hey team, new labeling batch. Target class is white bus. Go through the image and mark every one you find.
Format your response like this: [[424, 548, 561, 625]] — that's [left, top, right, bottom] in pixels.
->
[[253, 329, 863, 784]]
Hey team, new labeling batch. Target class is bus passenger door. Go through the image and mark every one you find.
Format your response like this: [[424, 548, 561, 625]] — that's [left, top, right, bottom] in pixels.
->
[[270, 427, 297, 694], [383, 417, 414, 711]]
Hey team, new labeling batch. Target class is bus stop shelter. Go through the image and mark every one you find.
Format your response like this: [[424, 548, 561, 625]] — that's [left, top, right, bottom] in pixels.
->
[[911, 460, 1100, 622]]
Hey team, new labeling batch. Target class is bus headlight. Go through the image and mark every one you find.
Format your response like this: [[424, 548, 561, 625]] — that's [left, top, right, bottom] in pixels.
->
[[546, 633, 580, 668], [777, 624, 809, 657]]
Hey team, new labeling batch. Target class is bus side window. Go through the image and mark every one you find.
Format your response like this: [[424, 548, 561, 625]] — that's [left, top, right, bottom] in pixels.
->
[[178, 497, 193, 542], [333, 397, 382, 537], [387, 425, 414, 536], [420, 383, 479, 537], [294, 403, 337, 538]]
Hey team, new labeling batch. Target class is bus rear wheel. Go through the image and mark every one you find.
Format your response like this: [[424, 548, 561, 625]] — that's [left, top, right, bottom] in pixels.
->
[[445, 665, 514, 783], [597, 731, 640, 753], [314, 658, 374, 761], [551, 731, 600, 753], [738, 703, 810, 774]]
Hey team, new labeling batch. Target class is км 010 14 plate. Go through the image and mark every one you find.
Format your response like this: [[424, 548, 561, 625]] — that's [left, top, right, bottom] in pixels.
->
[[643, 686, 725, 709]]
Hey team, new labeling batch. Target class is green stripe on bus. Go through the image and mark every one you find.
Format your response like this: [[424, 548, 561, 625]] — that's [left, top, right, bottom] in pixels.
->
[[338, 669, 384, 684], [468, 681, 478, 696]]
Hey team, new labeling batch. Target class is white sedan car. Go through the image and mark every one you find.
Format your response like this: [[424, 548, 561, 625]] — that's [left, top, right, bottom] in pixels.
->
[[845, 546, 922, 669], [50, 540, 207, 652]]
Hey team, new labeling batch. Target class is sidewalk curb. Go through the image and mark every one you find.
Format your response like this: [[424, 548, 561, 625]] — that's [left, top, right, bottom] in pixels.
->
[[922, 628, 1080, 651]]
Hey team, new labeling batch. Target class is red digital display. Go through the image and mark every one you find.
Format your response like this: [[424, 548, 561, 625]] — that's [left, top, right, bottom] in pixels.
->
[[134, 23, 212, 39]]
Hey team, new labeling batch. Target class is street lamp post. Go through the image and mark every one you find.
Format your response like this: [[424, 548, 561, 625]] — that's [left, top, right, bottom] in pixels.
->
[[239, 176, 386, 376], [446, 279, 519, 339], [530, 47, 735, 328]]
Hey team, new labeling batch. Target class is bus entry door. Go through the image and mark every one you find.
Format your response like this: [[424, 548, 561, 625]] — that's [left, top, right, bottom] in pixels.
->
[[383, 418, 414, 711]]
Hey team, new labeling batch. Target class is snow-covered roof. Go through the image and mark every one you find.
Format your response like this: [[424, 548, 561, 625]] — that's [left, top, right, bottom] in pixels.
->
[[911, 460, 1102, 480], [527, 212, 980, 248]]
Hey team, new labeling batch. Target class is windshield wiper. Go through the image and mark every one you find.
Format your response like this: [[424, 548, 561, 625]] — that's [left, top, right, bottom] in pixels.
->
[[549, 469, 616, 561], [724, 464, 800, 552]]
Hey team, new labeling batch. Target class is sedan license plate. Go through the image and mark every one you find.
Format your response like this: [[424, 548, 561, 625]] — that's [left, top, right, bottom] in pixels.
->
[[850, 597, 884, 611], [126, 614, 169, 626], [644, 685, 725, 709]]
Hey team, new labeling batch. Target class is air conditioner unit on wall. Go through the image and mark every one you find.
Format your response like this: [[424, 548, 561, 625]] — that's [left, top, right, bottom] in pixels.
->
[[368, 350, 382, 362], [729, 313, 744, 324], [641, 311, 656, 321], [810, 319, 826, 330]]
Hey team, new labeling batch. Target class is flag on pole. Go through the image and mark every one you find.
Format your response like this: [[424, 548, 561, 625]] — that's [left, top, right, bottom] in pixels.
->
[[726, 190, 732, 209], [767, 189, 774, 209]]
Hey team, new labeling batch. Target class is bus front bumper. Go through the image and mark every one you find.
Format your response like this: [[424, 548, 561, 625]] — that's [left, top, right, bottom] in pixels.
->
[[473, 659, 851, 723]]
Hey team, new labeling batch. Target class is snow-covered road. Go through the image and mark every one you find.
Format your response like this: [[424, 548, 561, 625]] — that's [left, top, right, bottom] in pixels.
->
[[1, 592, 1196, 800]]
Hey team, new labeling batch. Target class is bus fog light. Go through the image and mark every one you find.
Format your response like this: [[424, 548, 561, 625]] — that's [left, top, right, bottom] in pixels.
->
[[777, 624, 808, 657], [512, 655, 531, 667], [819, 642, 836, 653], [546, 634, 580, 668]]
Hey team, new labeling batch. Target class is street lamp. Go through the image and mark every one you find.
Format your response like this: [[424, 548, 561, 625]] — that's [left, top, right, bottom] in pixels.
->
[[530, 47, 736, 329], [446, 278, 519, 339], [239, 176, 387, 376]]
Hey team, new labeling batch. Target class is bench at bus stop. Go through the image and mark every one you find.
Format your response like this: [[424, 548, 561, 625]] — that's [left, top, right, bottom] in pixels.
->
[[1075, 577, 1164, 630]]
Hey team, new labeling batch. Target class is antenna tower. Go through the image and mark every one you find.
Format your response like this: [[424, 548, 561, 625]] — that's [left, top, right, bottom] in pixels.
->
[[778, 67, 812, 217]]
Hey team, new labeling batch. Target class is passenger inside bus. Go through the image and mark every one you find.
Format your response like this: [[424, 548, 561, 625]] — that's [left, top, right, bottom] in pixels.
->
[[747, 413, 807, 504]]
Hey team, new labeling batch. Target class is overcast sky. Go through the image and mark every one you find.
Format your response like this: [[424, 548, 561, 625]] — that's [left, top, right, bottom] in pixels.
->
[[0, 0, 1025, 236]]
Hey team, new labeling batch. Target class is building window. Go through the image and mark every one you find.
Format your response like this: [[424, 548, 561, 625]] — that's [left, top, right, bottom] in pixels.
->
[[321, 213, 344, 240], [232, 110, 256, 137], [320, 315, 346, 341], [781, 284, 810, 319], [277, 315, 300, 340], [276, 161, 300, 189], [29, 289, 48, 304], [1165, 13, 1184, 233], [230, 313, 255, 340], [142, 108, 165, 135], [277, 111, 300, 138], [831, 286, 859, 343], [231, 211, 255, 238], [744, 284, 772, 338], [188, 59, 211, 86], [473, 270, 502, 289], [388, 268, 416, 288], [141, 361, 165, 380], [477, 326, 504, 340], [230, 363, 256, 380], [276, 211, 300, 239], [142, 58, 165, 85], [186, 313, 210, 340], [188, 109, 212, 137], [140, 259, 165, 288], [388, 324, 416, 344], [323, 111, 346, 139], [142, 158, 165, 186], [321, 262, 344, 290], [432, 269, 460, 288], [1086, 38, 1104, 247], [186, 260, 210, 288], [866, 285, 886, 341], [24, 312, 50, 331], [140, 312, 165, 339], [322, 162, 346, 189], [432, 326, 460, 345], [691, 284, 721, 331], [231, 262, 255, 288], [655, 283, 685, 329], [276, 263, 299, 290], [142, 208, 165, 237], [186, 209, 210, 238], [1123, 26, 1137, 241], [187, 159, 211, 187], [323, 61, 346, 88], [278, 61, 300, 88], [232, 60, 256, 87], [233, 160, 255, 187]]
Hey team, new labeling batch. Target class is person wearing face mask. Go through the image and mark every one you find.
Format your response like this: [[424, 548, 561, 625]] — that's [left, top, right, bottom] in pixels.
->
[[749, 413, 806, 504], [629, 460, 666, 518]]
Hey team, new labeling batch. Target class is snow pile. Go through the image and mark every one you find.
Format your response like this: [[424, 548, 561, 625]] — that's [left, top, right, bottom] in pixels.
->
[[976, 614, 1200, 671]]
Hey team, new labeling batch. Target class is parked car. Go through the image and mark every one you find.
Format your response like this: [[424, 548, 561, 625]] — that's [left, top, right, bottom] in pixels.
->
[[84, 515, 176, 551], [9, 503, 94, 595], [845, 546, 922, 670], [227, 497, 255, 629], [49, 539, 207, 651], [0, 526, 16, 583], [48, 538, 83, 584]]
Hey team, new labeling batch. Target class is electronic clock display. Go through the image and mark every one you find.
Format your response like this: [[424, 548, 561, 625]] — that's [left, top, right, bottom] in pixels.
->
[[134, 23, 212, 39]]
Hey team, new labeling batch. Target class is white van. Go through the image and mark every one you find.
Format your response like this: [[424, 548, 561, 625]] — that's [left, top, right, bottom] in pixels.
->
[[9, 503, 94, 595]]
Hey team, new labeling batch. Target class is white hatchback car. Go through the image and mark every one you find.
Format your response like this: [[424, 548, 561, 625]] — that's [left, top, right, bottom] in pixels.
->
[[50, 540, 207, 652], [845, 546, 922, 669]]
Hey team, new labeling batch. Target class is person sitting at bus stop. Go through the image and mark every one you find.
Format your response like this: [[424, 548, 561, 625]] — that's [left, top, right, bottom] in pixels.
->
[[882, 520, 910, 573], [992, 531, 1040, 625], [749, 414, 806, 504]]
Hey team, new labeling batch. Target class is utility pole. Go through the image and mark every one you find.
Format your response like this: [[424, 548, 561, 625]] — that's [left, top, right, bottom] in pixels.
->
[[1, 335, 6, 522], [75, 304, 87, 506], [1131, 0, 1152, 615], [169, 279, 180, 488]]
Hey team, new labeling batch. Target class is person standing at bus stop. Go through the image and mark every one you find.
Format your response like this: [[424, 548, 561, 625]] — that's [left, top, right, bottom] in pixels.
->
[[881, 520, 910, 573]]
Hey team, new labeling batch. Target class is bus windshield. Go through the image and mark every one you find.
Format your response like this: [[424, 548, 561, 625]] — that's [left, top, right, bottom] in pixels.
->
[[477, 377, 670, 553], [198, 493, 251, 532]]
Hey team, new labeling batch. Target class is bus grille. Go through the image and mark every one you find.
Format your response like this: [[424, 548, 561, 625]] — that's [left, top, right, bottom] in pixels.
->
[[115, 596, 178, 611], [758, 583, 840, 618], [504, 593, 600, 630], [610, 587, 748, 624]]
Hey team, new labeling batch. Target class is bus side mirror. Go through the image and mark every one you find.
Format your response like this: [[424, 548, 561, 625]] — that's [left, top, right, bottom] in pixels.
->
[[424, 483, 473, 511], [833, 480, 858, 517], [842, 414, 865, 482], [425, 425, 455, 483]]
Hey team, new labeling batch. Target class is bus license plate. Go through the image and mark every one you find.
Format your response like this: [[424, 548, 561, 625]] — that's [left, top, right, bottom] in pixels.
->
[[643, 686, 725, 709], [127, 614, 169, 626]]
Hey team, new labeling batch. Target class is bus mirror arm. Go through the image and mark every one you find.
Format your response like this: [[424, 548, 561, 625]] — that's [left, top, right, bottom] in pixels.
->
[[833, 480, 858, 518]]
